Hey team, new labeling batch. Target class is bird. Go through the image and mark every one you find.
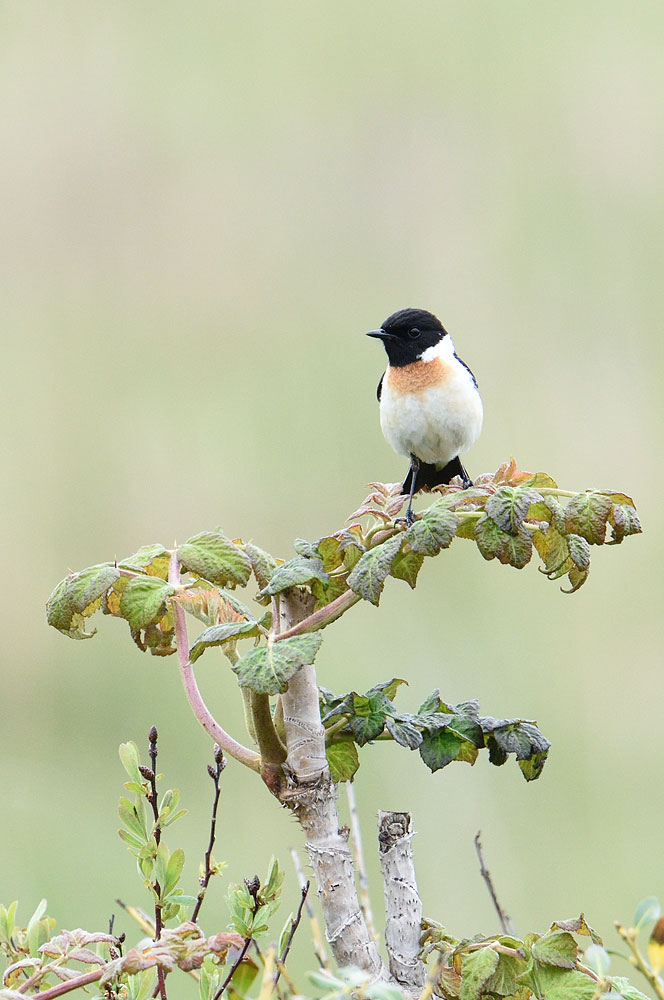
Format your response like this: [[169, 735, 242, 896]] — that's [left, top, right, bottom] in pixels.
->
[[367, 307, 483, 524]]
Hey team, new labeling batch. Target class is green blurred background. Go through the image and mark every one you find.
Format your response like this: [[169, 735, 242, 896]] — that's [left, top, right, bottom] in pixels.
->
[[2, 0, 662, 987]]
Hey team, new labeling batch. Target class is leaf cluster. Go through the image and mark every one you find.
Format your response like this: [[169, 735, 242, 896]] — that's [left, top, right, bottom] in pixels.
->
[[320, 682, 550, 783], [419, 913, 651, 1000]]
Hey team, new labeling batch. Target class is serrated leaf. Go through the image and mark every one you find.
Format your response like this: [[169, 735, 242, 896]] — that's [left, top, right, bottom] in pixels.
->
[[119, 545, 171, 580], [233, 633, 323, 694], [460, 947, 500, 1000], [189, 620, 261, 663], [119, 577, 174, 631], [405, 501, 458, 555], [532, 929, 578, 969], [608, 502, 642, 544], [310, 573, 350, 611], [178, 531, 251, 589], [347, 534, 403, 605], [367, 677, 408, 701], [419, 728, 478, 772], [244, 542, 280, 590], [326, 741, 359, 782], [565, 493, 612, 545], [390, 548, 425, 588], [551, 915, 602, 945], [260, 555, 329, 596], [347, 693, 393, 745], [519, 966, 597, 1000], [47, 564, 121, 638], [384, 715, 422, 749], [486, 486, 544, 534]]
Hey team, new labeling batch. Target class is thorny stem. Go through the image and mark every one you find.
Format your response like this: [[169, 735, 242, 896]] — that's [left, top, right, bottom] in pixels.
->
[[615, 922, 664, 1000], [191, 745, 226, 923], [168, 552, 261, 773]]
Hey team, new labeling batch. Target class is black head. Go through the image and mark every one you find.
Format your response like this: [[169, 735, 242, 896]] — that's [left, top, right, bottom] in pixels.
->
[[366, 308, 448, 367]]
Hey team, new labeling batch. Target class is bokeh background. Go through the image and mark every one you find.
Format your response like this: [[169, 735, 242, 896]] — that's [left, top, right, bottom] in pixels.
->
[[2, 0, 663, 989]]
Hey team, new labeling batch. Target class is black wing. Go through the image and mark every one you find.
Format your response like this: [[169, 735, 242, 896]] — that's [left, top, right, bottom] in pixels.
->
[[454, 353, 478, 389], [377, 371, 384, 401]]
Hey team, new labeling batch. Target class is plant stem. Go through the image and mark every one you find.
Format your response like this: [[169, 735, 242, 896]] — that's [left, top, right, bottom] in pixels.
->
[[272, 589, 360, 642], [168, 552, 261, 773], [615, 923, 664, 1000], [273, 882, 309, 987], [192, 746, 225, 923], [29, 969, 103, 1000]]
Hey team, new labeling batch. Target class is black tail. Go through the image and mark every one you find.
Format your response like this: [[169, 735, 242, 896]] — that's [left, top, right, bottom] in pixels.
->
[[402, 455, 471, 494]]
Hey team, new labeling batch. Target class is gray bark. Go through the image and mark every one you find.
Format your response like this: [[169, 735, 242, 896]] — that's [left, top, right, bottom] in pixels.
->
[[378, 811, 426, 991]]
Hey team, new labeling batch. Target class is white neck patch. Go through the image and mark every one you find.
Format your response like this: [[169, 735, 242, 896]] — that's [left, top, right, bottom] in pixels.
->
[[420, 335, 455, 363]]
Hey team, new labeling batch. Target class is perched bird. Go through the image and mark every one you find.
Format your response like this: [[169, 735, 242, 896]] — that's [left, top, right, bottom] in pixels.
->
[[367, 308, 483, 523]]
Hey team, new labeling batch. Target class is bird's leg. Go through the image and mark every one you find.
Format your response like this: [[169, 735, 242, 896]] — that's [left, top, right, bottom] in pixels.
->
[[404, 455, 420, 525], [458, 459, 473, 490]]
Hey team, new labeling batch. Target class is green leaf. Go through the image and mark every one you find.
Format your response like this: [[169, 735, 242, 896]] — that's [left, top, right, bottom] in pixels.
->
[[119, 577, 174, 630], [609, 977, 652, 1000], [608, 501, 642, 544], [118, 797, 148, 842], [384, 715, 423, 749], [244, 542, 280, 590], [420, 729, 478, 771], [233, 633, 323, 694], [532, 929, 578, 969], [634, 896, 661, 930], [119, 742, 143, 785], [460, 947, 500, 1000], [485, 950, 528, 997], [347, 692, 393, 745], [367, 678, 408, 701], [260, 555, 329, 596], [317, 535, 345, 571], [119, 545, 171, 580], [565, 493, 613, 545], [326, 741, 360, 782], [520, 967, 597, 1000], [347, 534, 403, 605], [46, 563, 121, 638], [582, 944, 610, 977], [405, 500, 458, 555], [310, 573, 350, 611], [486, 486, 544, 534], [178, 531, 251, 589], [189, 620, 262, 663], [390, 548, 425, 588], [163, 848, 185, 898], [551, 915, 602, 945]]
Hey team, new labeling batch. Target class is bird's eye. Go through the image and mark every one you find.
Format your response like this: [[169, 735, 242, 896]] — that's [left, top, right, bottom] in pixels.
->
[[408, 327, 421, 339]]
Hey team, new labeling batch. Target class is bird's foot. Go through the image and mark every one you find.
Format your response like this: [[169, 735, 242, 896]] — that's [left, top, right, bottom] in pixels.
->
[[395, 505, 416, 528], [461, 477, 473, 490]]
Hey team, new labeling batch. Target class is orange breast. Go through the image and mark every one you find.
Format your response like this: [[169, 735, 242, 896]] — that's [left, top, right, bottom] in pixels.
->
[[386, 358, 448, 393]]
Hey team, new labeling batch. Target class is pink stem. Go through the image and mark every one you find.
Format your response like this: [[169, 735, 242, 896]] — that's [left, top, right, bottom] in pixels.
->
[[30, 969, 102, 999], [168, 553, 261, 773]]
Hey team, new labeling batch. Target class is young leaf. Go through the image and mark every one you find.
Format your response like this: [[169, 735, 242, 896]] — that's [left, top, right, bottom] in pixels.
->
[[634, 896, 661, 930], [460, 946, 500, 1000], [608, 500, 642, 544], [189, 620, 262, 663], [119, 577, 174, 631], [259, 555, 329, 597], [47, 564, 121, 638], [390, 548, 425, 588], [233, 633, 323, 694], [405, 500, 458, 555], [531, 929, 578, 969], [564, 492, 613, 545], [178, 531, 251, 589], [244, 542, 280, 590], [118, 742, 143, 785], [326, 740, 360, 782], [163, 848, 185, 898], [485, 486, 544, 534], [119, 545, 171, 580], [347, 534, 403, 606]]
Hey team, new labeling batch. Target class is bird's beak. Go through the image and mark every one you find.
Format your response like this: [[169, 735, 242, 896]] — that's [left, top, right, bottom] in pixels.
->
[[366, 329, 397, 341]]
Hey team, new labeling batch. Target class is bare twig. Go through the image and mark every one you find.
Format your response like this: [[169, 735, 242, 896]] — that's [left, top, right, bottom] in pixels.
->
[[211, 936, 253, 1000], [290, 847, 329, 969], [474, 832, 514, 935], [273, 882, 310, 987], [145, 727, 167, 1000], [192, 744, 226, 923], [346, 782, 378, 943]]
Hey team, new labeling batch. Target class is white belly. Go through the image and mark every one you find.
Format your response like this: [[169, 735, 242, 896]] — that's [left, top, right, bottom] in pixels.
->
[[379, 366, 483, 465]]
